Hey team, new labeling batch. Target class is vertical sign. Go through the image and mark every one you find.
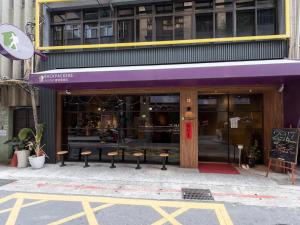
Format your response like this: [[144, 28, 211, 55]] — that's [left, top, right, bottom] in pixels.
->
[[185, 122, 192, 140]]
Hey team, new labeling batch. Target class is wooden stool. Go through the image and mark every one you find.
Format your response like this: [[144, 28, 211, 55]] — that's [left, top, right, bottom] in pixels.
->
[[57, 151, 68, 167], [160, 153, 169, 170], [108, 151, 118, 168], [133, 152, 143, 169], [81, 150, 92, 168]]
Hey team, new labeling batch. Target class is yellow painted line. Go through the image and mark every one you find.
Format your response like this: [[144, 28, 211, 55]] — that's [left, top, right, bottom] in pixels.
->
[[0, 194, 18, 205], [35, 0, 290, 51], [36, 34, 289, 51], [285, 0, 291, 37], [152, 207, 189, 225], [152, 206, 181, 225], [0, 200, 47, 215], [214, 205, 234, 225], [82, 201, 99, 225], [14, 193, 221, 209], [5, 198, 24, 225], [47, 203, 113, 225]]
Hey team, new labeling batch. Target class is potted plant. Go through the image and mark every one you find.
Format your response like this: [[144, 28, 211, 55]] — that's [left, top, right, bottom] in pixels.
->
[[247, 139, 262, 168], [26, 124, 47, 169], [4, 128, 32, 168]]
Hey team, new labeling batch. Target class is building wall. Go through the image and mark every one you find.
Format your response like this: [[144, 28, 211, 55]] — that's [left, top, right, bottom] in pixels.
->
[[0, 0, 35, 162], [284, 80, 300, 128]]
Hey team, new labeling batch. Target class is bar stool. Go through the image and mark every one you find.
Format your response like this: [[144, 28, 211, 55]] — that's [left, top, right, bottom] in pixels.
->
[[81, 150, 92, 168], [57, 151, 68, 167], [108, 151, 118, 169], [133, 152, 143, 169], [160, 153, 169, 170]]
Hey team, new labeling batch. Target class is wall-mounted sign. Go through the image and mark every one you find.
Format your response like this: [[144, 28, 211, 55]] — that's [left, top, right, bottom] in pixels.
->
[[0, 24, 34, 60], [185, 122, 192, 140]]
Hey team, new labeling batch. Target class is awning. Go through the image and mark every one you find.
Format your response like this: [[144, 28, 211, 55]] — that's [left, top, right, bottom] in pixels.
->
[[29, 59, 300, 90]]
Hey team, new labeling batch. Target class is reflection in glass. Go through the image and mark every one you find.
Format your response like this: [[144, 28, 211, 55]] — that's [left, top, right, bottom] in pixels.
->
[[136, 18, 152, 42], [175, 16, 192, 40], [63, 94, 180, 164], [84, 23, 98, 44], [237, 10, 255, 36], [215, 12, 233, 37], [156, 17, 173, 41], [65, 24, 81, 45], [118, 20, 134, 42], [196, 13, 213, 38], [257, 9, 276, 35]]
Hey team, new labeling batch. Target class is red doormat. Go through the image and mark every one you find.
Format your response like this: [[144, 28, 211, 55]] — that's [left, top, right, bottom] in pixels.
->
[[198, 162, 240, 174]]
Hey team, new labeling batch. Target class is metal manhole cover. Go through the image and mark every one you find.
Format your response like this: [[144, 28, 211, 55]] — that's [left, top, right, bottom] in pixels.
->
[[0, 179, 16, 187], [182, 188, 214, 201]]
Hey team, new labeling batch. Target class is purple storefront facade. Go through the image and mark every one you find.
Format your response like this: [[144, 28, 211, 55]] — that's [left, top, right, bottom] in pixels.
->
[[30, 60, 300, 168]]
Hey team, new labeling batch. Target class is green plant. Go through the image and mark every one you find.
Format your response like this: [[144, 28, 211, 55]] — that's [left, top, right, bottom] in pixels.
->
[[4, 128, 33, 150], [25, 123, 46, 157], [248, 139, 262, 161]]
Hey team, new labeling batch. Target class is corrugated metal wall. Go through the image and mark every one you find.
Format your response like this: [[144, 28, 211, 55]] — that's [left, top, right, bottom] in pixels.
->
[[39, 88, 57, 163], [40, 40, 288, 70]]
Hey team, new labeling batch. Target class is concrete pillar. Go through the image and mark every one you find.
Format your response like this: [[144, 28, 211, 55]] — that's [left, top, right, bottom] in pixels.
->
[[1, 0, 12, 79], [12, 0, 22, 80], [24, 0, 33, 25]]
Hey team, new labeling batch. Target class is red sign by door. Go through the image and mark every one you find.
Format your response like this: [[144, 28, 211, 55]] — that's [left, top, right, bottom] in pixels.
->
[[185, 122, 192, 140]]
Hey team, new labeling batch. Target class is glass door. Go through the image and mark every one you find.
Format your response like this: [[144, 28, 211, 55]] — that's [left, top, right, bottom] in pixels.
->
[[198, 94, 264, 163], [198, 95, 230, 162]]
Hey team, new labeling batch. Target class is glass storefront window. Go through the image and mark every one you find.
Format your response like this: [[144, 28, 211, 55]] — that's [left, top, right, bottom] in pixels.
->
[[175, 16, 192, 40], [52, 25, 64, 45], [136, 18, 153, 42], [174, 2, 193, 12], [84, 10, 98, 20], [49, 1, 279, 46], [257, 9, 276, 35], [156, 17, 173, 41], [100, 22, 114, 43], [118, 20, 134, 42], [196, 13, 213, 38], [195, 0, 213, 10], [137, 5, 152, 15], [236, 0, 255, 8], [215, 12, 233, 37], [84, 23, 98, 44], [65, 24, 81, 45], [63, 94, 180, 164], [237, 10, 255, 36]]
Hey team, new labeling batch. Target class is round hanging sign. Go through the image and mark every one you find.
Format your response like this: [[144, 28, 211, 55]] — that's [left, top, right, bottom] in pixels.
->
[[0, 24, 34, 60]]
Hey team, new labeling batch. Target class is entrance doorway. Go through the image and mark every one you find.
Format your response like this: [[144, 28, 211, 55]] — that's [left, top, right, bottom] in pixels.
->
[[198, 94, 263, 163]]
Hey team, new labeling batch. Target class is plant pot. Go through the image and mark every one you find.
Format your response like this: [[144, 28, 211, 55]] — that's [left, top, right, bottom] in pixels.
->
[[16, 150, 30, 168], [28, 155, 45, 169], [247, 156, 256, 168], [10, 152, 18, 167]]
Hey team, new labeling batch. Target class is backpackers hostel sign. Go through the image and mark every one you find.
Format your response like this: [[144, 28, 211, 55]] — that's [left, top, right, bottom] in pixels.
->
[[0, 24, 34, 60]]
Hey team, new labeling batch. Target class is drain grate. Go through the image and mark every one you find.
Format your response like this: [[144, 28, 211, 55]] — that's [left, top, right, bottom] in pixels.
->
[[0, 179, 16, 187], [182, 188, 214, 201]]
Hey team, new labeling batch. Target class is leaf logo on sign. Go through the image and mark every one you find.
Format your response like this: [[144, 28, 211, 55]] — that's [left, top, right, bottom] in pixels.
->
[[1, 31, 19, 51]]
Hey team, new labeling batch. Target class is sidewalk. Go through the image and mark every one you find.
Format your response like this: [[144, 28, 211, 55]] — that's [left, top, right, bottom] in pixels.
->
[[0, 163, 299, 208]]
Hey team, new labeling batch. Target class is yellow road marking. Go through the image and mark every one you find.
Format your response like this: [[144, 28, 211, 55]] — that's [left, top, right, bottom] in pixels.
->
[[152, 207, 189, 225], [5, 198, 24, 225], [3, 193, 234, 225], [47, 203, 113, 225], [215, 205, 234, 225], [13, 193, 218, 209], [0, 200, 47, 214], [82, 201, 99, 225], [0, 194, 18, 205], [152, 206, 182, 225]]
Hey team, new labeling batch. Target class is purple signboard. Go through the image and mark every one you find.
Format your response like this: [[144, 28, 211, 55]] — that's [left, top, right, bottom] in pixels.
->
[[0, 24, 34, 60]]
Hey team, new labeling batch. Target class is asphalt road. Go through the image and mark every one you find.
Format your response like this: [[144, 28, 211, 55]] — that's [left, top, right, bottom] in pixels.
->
[[0, 191, 299, 225]]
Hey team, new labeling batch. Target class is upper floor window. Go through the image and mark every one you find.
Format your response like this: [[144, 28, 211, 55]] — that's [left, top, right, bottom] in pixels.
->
[[50, 0, 279, 46]]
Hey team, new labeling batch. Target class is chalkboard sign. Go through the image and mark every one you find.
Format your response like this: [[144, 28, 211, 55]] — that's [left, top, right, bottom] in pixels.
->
[[270, 128, 300, 163]]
